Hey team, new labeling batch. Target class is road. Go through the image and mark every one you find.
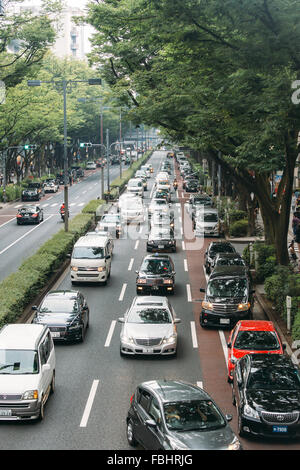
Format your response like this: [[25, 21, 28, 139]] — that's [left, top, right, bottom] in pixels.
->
[[0, 150, 298, 451]]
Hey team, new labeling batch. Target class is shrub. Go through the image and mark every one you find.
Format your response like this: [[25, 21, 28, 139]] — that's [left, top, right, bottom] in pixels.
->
[[228, 209, 247, 223], [229, 219, 248, 237], [82, 199, 105, 215]]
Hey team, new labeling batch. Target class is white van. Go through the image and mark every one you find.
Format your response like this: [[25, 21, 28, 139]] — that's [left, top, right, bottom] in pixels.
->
[[70, 236, 112, 284], [0, 324, 55, 421]]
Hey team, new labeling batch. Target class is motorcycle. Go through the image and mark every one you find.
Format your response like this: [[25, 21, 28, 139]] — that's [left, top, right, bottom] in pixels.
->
[[173, 181, 178, 190]]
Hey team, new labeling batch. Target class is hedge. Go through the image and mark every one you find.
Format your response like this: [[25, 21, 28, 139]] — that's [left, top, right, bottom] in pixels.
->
[[229, 219, 248, 237]]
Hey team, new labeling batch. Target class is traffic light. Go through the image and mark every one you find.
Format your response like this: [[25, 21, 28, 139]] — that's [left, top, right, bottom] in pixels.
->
[[80, 142, 93, 148], [23, 144, 37, 150]]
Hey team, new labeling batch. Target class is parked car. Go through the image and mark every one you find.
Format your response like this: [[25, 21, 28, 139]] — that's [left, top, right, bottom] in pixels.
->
[[0, 324, 55, 421], [185, 179, 199, 193], [16, 205, 44, 225], [127, 380, 241, 450], [136, 254, 176, 295], [32, 290, 89, 343], [194, 208, 223, 237], [147, 226, 176, 253], [118, 296, 180, 357], [204, 241, 236, 274], [227, 320, 285, 383], [232, 354, 300, 439], [86, 161, 97, 170], [44, 180, 58, 193], [213, 253, 246, 269], [200, 265, 255, 328]]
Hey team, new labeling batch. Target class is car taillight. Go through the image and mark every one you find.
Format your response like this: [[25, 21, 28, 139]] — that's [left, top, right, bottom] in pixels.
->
[[130, 394, 134, 403], [16, 214, 22, 218], [31, 213, 38, 217]]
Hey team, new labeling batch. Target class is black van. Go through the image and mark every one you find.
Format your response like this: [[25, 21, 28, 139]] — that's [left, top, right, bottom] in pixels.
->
[[199, 266, 254, 328]]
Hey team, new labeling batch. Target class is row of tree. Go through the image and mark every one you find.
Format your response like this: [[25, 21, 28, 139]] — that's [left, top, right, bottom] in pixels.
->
[[85, 0, 300, 265], [0, 0, 131, 182]]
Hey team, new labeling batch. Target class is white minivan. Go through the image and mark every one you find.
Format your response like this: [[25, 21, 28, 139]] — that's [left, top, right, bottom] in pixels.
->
[[0, 324, 55, 421], [70, 236, 112, 284]]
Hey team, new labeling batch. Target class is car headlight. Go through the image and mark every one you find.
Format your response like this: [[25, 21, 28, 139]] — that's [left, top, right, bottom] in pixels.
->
[[227, 437, 242, 450], [243, 404, 259, 419], [202, 301, 213, 311], [163, 279, 173, 284], [22, 390, 38, 400], [71, 266, 78, 271], [237, 302, 250, 311], [121, 335, 134, 344], [98, 266, 106, 272], [163, 334, 177, 344], [148, 240, 154, 244]]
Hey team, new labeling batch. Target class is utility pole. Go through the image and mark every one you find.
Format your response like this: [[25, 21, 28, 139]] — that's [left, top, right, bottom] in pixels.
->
[[106, 129, 110, 192]]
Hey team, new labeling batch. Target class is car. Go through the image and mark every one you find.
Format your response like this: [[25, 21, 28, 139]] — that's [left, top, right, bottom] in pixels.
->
[[136, 254, 176, 295], [148, 198, 170, 217], [127, 380, 241, 450], [21, 186, 40, 201], [213, 253, 246, 269], [227, 320, 285, 383], [97, 213, 123, 238], [156, 172, 169, 182], [126, 178, 144, 198], [120, 197, 145, 224], [140, 165, 151, 178], [86, 161, 97, 170], [135, 171, 148, 190], [85, 230, 114, 256], [194, 208, 223, 237], [184, 179, 199, 193], [204, 241, 236, 274], [232, 354, 300, 439], [118, 296, 180, 357], [44, 181, 58, 193], [154, 189, 171, 203], [200, 266, 255, 328], [150, 210, 175, 232], [0, 324, 55, 421], [147, 226, 176, 253], [16, 205, 44, 224], [32, 290, 89, 343]]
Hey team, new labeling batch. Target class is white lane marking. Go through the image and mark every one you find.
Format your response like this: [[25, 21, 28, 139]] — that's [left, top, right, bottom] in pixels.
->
[[119, 283, 127, 301], [182, 241, 185, 251], [134, 240, 139, 250], [0, 217, 15, 229], [191, 321, 198, 348], [184, 259, 188, 272], [104, 321, 116, 347], [128, 258, 134, 271], [50, 203, 58, 207], [78, 203, 85, 207], [186, 283, 192, 302], [82, 190, 87, 194], [14, 204, 23, 208], [139, 225, 143, 234], [70, 203, 76, 206], [79, 380, 99, 428], [219, 330, 228, 369], [42, 203, 49, 208], [0, 215, 54, 256]]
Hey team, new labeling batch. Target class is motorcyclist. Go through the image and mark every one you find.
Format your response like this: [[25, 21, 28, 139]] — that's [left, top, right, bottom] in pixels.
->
[[60, 203, 65, 214], [173, 178, 178, 190]]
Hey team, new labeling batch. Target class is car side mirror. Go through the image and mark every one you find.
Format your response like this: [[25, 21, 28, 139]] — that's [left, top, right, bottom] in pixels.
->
[[145, 419, 157, 428], [227, 342, 231, 348], [283, 343, 287, 350], [174, 319, 181, 324], [225, 414, 233, 422], [32, 305, 38, 310], [42, 364, 51, 373], [199, 288, 206, 293], [118, 317, 125, 323], [106, 255, 111, 260]]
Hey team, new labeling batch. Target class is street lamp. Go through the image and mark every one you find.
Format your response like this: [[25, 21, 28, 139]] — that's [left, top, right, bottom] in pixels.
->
[[27, 78, 101, 231]]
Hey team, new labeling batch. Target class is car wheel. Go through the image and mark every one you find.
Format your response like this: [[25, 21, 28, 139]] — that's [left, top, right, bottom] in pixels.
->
[[205, 265, 210, 274], [79, 325, 85, 343], [232, 387, 236, 406], [38, 396, 45, 421], [50, 371, 55, 394], [127, 419, 138, 447], [237, 411, 246, 437]]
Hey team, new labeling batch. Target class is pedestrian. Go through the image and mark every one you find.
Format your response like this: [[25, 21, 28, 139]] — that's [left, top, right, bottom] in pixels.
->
[[292, 192, 297, 212], [292, 211, 300, 236]]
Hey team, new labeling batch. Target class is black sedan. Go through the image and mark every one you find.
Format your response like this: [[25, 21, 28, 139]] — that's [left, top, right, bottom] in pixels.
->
[[21, 187, 40, 201], [136, 254, 176, 295], [232, 353, 300, 439], [185, 179, 199, 192], [16, 205, 44, 225], [204, 241, 236, 274], [31, 290, 89, 343], [146, 227, 176, 253], [127, 380, 241, 450]]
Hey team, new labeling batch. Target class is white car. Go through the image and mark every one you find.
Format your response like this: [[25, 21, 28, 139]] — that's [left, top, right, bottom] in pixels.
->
[[126, 178, 144, 198], [194, 208, 222, 237], [140, 165, 151, 178], [156, 172, 169, 182], [86, 161, 97, 170], [97, 213, 123, 238], [120, 199, 145, 224], [44, 181, 58, 193], [148, 198, 170, 217]]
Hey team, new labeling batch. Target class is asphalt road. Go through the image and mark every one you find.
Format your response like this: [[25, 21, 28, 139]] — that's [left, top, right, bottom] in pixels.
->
[[0, 150, 298, 452]]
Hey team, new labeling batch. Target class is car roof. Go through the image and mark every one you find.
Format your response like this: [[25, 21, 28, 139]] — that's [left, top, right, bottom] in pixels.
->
[[132, 296, 168, 308], [74, 236, 108, 247], [44, 290, 79, 299], [209, 241, 234, 249], [0, 324, 47, 350], [141, 380, 209, 403], [246, 353, 296, 369], [235, 320, 276, 332], [209, 266, 249, 278], [144, 253, 172, 260], [215, 253, 242, 259]]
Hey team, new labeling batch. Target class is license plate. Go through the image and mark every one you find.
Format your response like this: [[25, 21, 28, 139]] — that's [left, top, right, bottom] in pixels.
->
[[146, 349, 153, 353], [220, 318, 230, 324], [51, 332, 60, 338], [152, 286, 159, 291], [0, 410, 12, 416], [273, 426, 287, 433], [158, 245, 164, 249]]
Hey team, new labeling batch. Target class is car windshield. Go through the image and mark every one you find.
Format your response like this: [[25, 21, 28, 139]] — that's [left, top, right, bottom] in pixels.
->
[[141, 259, 172, 274], [72, 246, 104, 259], [40, 298, 77, 313], [164, 400, 226, 432], [101, 215, 120, 223], [150, 229, 172, 238], [128, 308, 172, 324], [207, 278, 247, 298], [209, 244, 235, 255], [153, 199, 167, 205], [19, 207, 36, 213], [0, 349, 39, 375], [128, 180, 141, 187], [234, 331, 280, 350], [194, 197, 211, 204], [247, 367, 300, 391], [216, 257, 245, 266], [197, 213, 218, 222]]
